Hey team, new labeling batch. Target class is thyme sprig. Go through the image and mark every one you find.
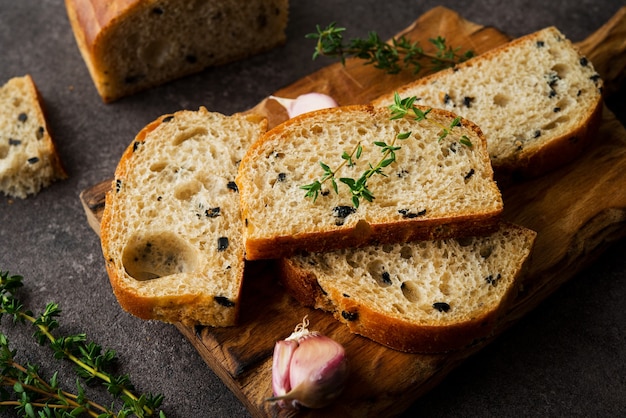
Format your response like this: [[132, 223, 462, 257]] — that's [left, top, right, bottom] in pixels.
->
[[301, 93, 473, 208], [0, 270, 166, 418], [307, 22, 474, 75]]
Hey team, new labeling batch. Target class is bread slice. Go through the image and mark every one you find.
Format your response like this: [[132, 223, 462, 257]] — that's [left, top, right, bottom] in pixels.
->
[[237, 104, 503, 260], [100, 108, 267, 327], [65, 0, 289, 102], [0, 75, 67, 199], [279, 222, 536, 353], [372, 26, 604, 179]]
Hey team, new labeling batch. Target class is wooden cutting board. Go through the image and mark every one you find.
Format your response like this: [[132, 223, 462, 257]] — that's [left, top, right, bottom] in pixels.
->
[[80, 6, 626, 418]]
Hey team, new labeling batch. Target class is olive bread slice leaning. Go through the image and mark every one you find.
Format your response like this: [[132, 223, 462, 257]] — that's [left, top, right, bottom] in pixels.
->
[[100, 107, 267, 327]]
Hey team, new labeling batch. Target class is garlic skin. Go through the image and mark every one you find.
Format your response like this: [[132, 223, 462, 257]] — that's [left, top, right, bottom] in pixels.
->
[[268, 317, 348, 409], [270, 93, 338, 118]]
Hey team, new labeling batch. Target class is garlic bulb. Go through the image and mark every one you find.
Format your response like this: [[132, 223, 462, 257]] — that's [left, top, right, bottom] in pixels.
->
[[267, 316, 348, 409], [270, 93, 338, 118]]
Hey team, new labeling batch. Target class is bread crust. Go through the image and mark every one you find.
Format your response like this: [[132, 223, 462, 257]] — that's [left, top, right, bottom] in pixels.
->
[[24, 75, 68, 183], [244, 214, 502, 260], [238, 104, 503, 260]]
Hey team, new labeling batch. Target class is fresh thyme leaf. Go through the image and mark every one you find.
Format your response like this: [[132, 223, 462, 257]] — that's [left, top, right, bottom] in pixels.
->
[[308, 23, 474, 75], [301, 93, 473, 208], [460, 135, 474, 147], [355, 144, 363, 159]]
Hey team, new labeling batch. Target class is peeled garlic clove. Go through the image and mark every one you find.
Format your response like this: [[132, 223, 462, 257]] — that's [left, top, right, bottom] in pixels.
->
[[270, 93, 338, 118], [267, 317, 348, 409]]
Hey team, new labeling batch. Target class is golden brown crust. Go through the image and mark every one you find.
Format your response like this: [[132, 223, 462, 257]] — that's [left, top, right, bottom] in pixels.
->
[[244, 214, 502, 260], [65, 0, 138, 52]]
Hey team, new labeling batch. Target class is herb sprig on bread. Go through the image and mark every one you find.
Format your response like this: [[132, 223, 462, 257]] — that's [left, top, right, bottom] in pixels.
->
[[301, 93, 473, 208], [307, 23, 474, 74]]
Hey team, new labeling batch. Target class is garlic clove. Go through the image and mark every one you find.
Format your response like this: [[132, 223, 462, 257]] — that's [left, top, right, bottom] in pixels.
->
[[286, 332, 348, 409], [267, 317, 348, 409], [270, 93, 338, 118], [271, 339, 298, 403]]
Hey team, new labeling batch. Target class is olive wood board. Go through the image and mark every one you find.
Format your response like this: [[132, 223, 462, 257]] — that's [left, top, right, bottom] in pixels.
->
[[79, 6, 626, 418]]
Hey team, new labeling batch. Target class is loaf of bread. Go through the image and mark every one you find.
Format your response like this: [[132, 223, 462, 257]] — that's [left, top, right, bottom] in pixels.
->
[[279, 222, 536, 353], [65, 0, 289, 102], [372, 26, 604, 179], [237, 104, 503, 260], [100, 107, 267, 327], [0, 75, 67, 199]]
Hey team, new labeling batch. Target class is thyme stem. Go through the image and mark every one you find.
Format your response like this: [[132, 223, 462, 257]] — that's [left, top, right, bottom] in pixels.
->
[[0, 269, 166, 417], [307, 23, 474, 75]]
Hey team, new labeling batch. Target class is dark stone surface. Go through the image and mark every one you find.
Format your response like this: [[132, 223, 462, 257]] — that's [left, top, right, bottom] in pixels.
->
[[1, 1, 624, 417]]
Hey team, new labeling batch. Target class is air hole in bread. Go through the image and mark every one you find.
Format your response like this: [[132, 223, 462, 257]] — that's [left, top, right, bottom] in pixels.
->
[[554, 98, 571, 111], [551, 63, 569, 79], [493, 93, 510, 107], [0, 144, 8, 159], [542, 115, 570, 131], [381, 244, 394, 253], [399, 246, 413, 259], [392, 303, 406, 314], [400, 281, 420, 303], [439, 272, 451, 295], [172, 127, 208, 145], [310, 125, 323, 135], [122, 232, 198, 281], [174, 179, 201, 201], [480, 245, 493, 258], [149, 161, 167, 172], [366, 260, 392, 287]]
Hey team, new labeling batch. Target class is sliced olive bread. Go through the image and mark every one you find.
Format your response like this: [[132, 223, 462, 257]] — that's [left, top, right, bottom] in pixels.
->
[[65, 0, 289, 102], [237, 104, 503, 260], [279, 222, 537, 353], [372, 26, 604, 178], [100, 107, 267, 327], [0, 75, 67, 199]]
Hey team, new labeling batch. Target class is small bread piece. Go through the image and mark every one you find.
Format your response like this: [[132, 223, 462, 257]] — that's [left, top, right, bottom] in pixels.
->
[[100, 108, 267, 327], [237, 105, 503, 260], [0, 75, 67, 199], [65, 0, 289, 102], [279, 222, 537, 353], [372, 26, 604, 178]]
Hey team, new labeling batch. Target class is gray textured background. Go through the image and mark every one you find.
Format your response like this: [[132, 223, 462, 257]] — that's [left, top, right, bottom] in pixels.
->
[[1, 0, 625, 417]]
